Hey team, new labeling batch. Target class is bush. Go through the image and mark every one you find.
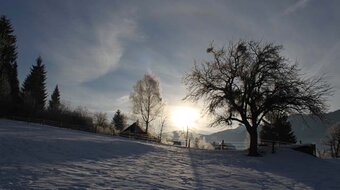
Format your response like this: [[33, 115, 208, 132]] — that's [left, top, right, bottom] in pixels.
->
[[324, 123, 340, 158]]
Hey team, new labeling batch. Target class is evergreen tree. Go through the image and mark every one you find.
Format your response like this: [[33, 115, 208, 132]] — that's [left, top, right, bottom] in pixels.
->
[[48, 85, 61, 112], [260, 114, 297, 144], [9, 62, 20, 102], [22, 56, 47, 114], [112, 109, 127, 131], [0, 15, 19, 115]]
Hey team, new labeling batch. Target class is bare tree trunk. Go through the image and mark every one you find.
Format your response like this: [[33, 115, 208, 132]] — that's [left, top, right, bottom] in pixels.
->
[[248, 128, 260, 156], [331, 144, 335, 158], [159, 119, 165, 142], [145, 121, 149, 134]]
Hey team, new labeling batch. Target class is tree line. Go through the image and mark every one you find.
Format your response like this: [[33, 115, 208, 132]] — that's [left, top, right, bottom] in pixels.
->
[[0, 15, 94, 131], [1, 15, 166, 139]]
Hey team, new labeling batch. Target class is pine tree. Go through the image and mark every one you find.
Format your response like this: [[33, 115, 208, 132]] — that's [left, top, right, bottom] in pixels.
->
[[0, 15, 19, 115], [22, 56, 47, 114], [260, 114, 297, 144], [112, 109, 127, 132], [9, 62, 20, 102], [48, 85, 61, 112]]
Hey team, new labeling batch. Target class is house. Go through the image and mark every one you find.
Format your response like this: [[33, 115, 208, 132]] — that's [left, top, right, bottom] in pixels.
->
[[120, 122, 147, 136], [173, 140, 182, 146], [120, 121, 159, 142]]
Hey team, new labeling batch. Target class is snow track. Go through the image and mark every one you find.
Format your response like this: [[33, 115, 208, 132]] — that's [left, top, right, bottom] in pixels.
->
[[0, 119, 339, 189]]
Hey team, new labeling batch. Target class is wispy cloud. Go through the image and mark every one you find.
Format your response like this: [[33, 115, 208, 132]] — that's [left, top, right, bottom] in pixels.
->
[[283, 0, 310, 16], [43, 17, 137, 85]]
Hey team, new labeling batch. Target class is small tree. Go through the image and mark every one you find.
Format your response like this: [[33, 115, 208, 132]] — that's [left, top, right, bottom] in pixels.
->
[[194, 137, 200, 148], [48, 85, 61, 112], [158, 112, 167, 142], [112, 109, 127, 132], [324, 123, 340, 158], [260, 113, 297, 144], [184, 40, 332, 156], [130, 74, 164, 134], [94, 112, 109, 132], [22, 56, 47, 114]]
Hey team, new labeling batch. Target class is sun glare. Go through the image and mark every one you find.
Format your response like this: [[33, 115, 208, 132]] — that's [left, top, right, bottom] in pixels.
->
[[171, 106, 199, 129]]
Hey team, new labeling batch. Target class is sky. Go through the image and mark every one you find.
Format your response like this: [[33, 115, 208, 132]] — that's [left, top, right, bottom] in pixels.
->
[[1, 0, 340, 134]]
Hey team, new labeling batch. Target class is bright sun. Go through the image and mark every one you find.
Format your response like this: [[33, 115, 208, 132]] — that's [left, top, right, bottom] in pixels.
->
[[171, 106, 199, 129]]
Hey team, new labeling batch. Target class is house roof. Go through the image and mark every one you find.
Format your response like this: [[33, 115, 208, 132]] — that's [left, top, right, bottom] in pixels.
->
[[121, 122, 146, 134]]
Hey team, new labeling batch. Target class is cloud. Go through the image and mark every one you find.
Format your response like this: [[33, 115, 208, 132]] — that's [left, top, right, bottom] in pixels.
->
[[116, 95, 130, 105], [317, 41, 340, 75], [4, 0, 340, 133], [283, 0, 309, 16], [61, 85, 115, 112], [44, 18, 137, 84]]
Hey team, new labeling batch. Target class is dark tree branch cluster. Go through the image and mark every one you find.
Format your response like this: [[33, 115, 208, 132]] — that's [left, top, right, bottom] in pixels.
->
[[184, 40, 332, 156]]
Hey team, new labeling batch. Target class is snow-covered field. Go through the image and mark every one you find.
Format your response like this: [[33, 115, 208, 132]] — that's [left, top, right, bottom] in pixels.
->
[[1, 119, 339, 189]]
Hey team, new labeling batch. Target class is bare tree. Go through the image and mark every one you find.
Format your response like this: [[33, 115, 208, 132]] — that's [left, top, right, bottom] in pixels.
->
[[130, 74, 164, 134], [94, 112, 109, 132], [158, 110, 167, 142], [324, 123, 340, 158], [184, 40, 332, 156], [194, 137, 200, 148]]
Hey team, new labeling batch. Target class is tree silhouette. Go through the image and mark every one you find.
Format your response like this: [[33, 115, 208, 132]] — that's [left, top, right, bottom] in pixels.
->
[[324, 123, 340, 158], [260, 113, 297, 144], [48, 85, 61, 112], [9, 62, 20, 103], [130, 74, 164, 134], [112, 109, 127, 132], [22, 56, 47, 114], [94, 112, 109, 132], [0, 15, 19, 115], [184, 40, 332, 156], [158, 110, 167, 142]]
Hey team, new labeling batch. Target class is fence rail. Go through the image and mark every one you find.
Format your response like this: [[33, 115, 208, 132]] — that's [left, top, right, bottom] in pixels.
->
[[119, 133, 160, 143]]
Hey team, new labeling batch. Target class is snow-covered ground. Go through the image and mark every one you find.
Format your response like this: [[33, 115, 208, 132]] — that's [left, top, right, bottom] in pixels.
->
[[1, 119, 339, 189]]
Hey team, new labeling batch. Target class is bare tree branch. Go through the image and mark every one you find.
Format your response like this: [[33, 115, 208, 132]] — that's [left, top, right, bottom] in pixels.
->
[[184, 40, 332, 156], [130, 74, 164, 134]]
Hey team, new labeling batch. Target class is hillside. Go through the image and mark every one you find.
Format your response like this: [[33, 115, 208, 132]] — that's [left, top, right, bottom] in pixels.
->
[[204, 109, 340, 147], [1, 119, 340, 189], [203, 127, 248, 148], [290, 109, 340, 143]]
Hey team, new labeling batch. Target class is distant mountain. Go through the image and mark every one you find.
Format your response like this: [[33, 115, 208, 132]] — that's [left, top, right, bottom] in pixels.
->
[[203, 127, 247, 143], [289, 109, 340, 143], [203, 109, 340, 147]]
